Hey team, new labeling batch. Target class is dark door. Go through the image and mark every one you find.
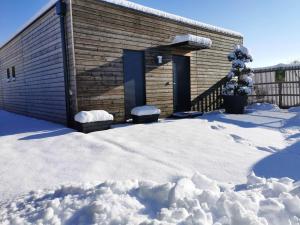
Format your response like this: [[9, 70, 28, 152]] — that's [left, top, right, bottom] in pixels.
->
[[173, 55, 191, 112], [123, 50, 145, 119]]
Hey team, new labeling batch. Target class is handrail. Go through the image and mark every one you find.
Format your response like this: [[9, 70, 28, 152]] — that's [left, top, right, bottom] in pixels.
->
[[191, 76, 228, 112]]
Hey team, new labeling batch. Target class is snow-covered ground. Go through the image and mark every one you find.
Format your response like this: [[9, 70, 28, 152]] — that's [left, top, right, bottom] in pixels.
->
[[1, 103, 300, 224]]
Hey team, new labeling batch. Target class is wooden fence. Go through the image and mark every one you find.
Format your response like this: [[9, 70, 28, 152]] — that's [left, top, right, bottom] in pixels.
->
[[191, 65, 300, 113], [250, 65, 300, 108]]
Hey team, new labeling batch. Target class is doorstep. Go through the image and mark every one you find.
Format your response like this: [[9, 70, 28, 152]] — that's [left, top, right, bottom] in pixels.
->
[[171, 111, 203, 119]]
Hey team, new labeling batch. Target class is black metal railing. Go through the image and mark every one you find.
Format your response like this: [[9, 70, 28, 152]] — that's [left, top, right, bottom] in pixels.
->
[[191, 77, 228, 112]]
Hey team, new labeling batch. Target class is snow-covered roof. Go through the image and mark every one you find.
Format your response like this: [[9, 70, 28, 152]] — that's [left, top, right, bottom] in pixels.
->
[[101, 0, 242, 37], [254, 63, 300, 72], [0, 0, 242, 49], [0, 0, 58, 49], [172, 34, 212, 49]]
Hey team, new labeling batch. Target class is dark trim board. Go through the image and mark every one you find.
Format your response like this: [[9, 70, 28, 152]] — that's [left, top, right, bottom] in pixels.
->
[[170, 41, 210, 51], [56, 0, 72, 127]]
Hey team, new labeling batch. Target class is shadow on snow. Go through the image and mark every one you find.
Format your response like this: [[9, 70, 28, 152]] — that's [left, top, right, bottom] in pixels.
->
[[252, 141, 300, 181], [0, 110, 73, 139], [200, 107, 300, 181], [202, 108, 300, 130]]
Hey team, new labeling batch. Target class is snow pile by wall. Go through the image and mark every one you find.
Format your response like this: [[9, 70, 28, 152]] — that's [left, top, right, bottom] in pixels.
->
[[131, 105, 161, 116], [172, 34, 212, 48], [74, 110, 114, 123], [2, 172, 300, 225]]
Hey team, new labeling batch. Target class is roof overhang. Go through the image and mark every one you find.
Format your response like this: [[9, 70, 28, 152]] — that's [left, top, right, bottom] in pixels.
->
[[169, 34, 212, 51]]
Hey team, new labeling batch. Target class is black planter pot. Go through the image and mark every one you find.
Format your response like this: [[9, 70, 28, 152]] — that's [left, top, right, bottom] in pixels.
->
[[75, 120, 113, 133], [222, 95, 248, 114], [131, 114, 160, 124]]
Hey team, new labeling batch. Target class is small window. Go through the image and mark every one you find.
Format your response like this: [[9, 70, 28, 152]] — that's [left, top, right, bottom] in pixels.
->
[[6, 68, 10, 80], [12, 66, 16, 79], [275, 70, 285, 82]]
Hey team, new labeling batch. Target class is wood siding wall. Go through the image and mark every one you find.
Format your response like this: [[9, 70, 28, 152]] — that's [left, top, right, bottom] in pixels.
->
[[0, 7, 67, 124], [71, 0, 242, 121]]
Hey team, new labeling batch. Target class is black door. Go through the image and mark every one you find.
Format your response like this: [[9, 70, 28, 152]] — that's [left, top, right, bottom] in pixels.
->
[[123, 50, 145, 119], [173, 55, 191, 112]]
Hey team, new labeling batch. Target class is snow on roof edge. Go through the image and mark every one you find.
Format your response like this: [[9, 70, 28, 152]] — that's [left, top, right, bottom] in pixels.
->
[[100, 0, 243, 38], [1, 0, 242, 49], [254, 63, 300, 72], [172, 34, 212, 48], [0, 0, 58, 49]]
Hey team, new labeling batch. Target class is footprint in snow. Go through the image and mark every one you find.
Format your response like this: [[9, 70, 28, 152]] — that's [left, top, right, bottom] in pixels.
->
[[230, 134, 246, 143], [210, 125, 226, 130], [256, 146, 277, 153], [230, 134, 254, 147]]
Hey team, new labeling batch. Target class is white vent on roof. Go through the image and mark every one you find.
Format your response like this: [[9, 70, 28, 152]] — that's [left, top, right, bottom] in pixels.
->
[[172, 34, 212, 49]]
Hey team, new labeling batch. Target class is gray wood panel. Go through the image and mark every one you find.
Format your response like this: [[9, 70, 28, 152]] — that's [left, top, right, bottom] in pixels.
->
[[0, 7, 67, 124]]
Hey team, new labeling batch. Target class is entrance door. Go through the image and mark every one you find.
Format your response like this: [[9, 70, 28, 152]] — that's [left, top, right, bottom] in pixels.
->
[[123, 50, 145, 119], [173, 55, 191, 112]]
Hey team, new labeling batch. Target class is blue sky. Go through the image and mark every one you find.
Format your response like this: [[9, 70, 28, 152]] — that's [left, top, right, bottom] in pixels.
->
[[1, 0, 299, 67]]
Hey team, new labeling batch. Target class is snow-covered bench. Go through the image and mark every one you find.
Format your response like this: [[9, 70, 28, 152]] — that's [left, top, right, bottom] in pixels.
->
[[74, 110, 114, 133], [131, 105, 161, 124]]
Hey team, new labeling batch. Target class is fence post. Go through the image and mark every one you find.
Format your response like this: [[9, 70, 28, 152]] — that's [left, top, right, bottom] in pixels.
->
[[278, 82, 283, 108]]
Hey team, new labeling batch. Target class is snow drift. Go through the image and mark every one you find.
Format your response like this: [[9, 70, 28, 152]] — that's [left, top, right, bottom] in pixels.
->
[[1, 172, 300, 225], [1, 103, 300, 224], [74, 110, 114, 123], [131, 105, 161, 116]]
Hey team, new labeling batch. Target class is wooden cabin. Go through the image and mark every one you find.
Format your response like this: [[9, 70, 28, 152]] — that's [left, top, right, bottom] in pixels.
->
[[0, 0, 243, 126]]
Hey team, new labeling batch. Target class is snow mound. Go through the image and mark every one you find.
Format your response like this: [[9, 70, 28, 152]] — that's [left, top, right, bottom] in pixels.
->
[[172, 34, 212, 48], [131, 105, 161, 116], [247, 103, 280, 112], [74, 110, 113, 123], [2, 173, 300, 225]]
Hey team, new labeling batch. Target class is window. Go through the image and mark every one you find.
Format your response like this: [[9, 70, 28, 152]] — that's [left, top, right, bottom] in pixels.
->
[[275, 70, 285, 82], [6, 68, 10, 80], [12, 66, 16, 79]]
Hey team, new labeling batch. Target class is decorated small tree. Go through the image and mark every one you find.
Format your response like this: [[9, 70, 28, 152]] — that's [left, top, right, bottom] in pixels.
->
[[222, 45, 254, 114], [223, 45, 254, 96]]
